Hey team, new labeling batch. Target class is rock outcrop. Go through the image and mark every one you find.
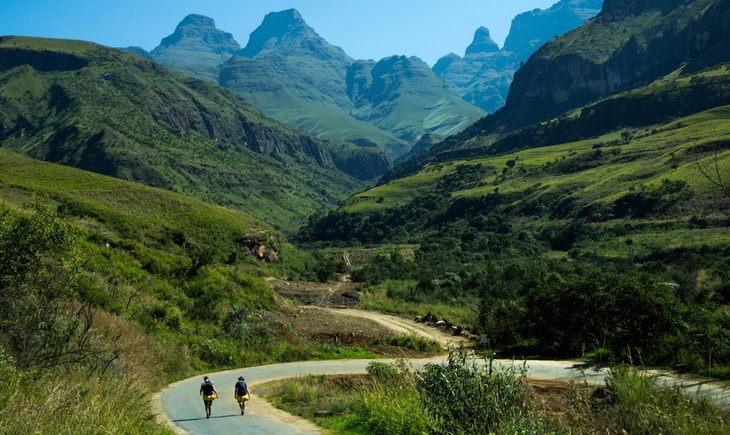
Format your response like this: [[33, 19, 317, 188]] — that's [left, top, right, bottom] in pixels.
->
[[502, 0, 730, 128], [148, 14, 241, 82], [433, 0, 602, 113]]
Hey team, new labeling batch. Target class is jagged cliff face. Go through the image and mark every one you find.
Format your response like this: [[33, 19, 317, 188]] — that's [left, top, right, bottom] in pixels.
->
[[432, 0, 602, 114], [503, 0, 730, 128], [152, 14, 241, 61]]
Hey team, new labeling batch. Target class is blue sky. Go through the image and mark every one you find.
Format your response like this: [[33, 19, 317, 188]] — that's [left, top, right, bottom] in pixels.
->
[[1, 0, 558, 66]]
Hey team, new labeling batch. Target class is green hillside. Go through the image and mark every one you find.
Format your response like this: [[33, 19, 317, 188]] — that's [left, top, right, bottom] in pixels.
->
[[0, 148, 339, 432], [297, 67, 730, 373], [0, 36, 366, 230]]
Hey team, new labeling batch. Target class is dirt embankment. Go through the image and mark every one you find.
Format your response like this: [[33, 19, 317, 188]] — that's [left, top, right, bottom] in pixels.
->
[[270, 278, 465, 351]]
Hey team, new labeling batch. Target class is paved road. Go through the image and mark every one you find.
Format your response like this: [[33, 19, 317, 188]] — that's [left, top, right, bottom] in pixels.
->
[[157, 357, 730, 434], [156, 357, 609, 434]]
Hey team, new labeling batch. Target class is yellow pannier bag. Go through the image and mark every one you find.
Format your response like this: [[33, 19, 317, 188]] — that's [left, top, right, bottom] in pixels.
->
[[203, 394, 217, 401], [236, 393, 251, 402]]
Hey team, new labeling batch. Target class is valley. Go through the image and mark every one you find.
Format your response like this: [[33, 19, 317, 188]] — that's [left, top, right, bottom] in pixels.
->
[[1, 0, 730, 433]]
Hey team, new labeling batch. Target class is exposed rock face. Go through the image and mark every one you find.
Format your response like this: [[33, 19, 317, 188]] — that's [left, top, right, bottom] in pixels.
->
[[504, 0, 603, 60], [152, 14, 241, 63], [433, 0, 602, 113], [502, 0, 730, 128], [239, 232, 280, 262], [0, 46, 89, 71], [465, 27, 500, 55]]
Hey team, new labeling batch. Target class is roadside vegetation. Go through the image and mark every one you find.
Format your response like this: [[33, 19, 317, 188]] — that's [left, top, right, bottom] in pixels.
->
[[0, 154, 372, 433], [260, 348, 729, 434]]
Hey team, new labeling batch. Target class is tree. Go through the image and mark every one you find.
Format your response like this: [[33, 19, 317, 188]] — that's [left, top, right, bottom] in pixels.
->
[[0, 201, 105, 370], [695, 142, 730, 200]]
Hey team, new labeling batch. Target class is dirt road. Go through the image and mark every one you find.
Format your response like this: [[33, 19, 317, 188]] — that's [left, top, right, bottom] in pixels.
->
[[292, 306, 464, 348]]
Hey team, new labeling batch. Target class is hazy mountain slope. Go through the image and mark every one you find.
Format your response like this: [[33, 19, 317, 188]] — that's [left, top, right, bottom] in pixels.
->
[[503, 0, 604, 60], [0, 36, 365, 229], [347, 55, 486, 152], [433, 0, 603, 113]]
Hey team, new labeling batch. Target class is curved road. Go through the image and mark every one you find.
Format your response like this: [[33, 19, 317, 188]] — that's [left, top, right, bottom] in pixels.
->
[[156, 307, 730, 434], [156, 356, 730, 434]]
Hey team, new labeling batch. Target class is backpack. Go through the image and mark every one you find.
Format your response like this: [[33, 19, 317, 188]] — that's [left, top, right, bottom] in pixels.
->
[[236, 381, 248, 396], [201, 381, 215, 395]]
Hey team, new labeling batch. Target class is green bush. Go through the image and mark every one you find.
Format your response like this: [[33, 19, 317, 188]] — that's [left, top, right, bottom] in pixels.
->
[[416, 348, 559, 433]]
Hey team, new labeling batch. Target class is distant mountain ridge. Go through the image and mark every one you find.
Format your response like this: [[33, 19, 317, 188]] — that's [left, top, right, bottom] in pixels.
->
[[494, 0, 730, 130], [433, 0, 603, 113], [219, 9, 485, 162], [127, 2, 600, 176], [135, 8, 491, 168]]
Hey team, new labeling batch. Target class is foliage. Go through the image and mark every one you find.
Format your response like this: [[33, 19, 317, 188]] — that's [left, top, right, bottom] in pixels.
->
[[416, 348, 558, 434], [602, 365, 729, 434], [0, 200, 110, 370], [298, 98, 730, 377]]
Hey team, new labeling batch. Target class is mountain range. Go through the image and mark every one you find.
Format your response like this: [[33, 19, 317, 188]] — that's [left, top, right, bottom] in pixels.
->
[[303, 0, 730, 248], [130, 1, 601, 169], [3, 0, 727, 236]]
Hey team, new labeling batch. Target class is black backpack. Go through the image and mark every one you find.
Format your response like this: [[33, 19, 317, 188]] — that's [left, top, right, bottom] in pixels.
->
[[236, 381, 248, 395], [202, 381, 215, 395]]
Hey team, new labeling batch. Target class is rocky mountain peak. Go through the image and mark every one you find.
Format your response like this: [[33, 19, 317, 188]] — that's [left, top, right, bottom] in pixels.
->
[[465, 27, 500, 55], [238, 8, 344, 59], [155, 14, 240, 54]]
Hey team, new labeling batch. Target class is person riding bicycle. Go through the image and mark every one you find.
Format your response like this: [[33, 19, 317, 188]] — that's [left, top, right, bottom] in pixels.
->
[[199, 376, 218, 418], [234, 376, 250, 415]]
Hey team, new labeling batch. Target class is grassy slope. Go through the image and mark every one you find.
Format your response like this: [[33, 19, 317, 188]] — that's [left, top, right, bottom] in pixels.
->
[[0, 148, 324, 433], [0, 148, 272, 255], [0, 36, 366, 230], [340, 99, 730, 257]]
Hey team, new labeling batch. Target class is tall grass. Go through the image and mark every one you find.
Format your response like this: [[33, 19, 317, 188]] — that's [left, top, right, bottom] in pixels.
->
[[604, 365, 728, 434], [351, 376, 429, 434], [0, 365, 170, 434]]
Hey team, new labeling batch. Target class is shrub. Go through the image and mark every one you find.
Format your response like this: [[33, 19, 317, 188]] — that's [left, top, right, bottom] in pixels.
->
[[416, 347, 559, 433]]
